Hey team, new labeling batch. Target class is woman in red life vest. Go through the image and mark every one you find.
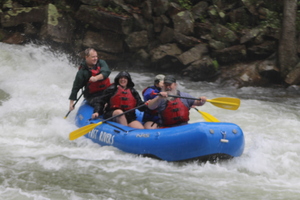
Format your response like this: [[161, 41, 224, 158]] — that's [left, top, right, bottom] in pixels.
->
[[91, 71, 146, 129], [68, 48, 111, 112], [147, 75, 207, 127]]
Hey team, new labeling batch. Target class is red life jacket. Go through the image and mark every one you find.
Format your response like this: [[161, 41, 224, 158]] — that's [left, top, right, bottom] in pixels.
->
[[88, 66, 111, 94], [142, 86, 155, 96], [110, 87, 137, 111], [160, 98, 190, 126]]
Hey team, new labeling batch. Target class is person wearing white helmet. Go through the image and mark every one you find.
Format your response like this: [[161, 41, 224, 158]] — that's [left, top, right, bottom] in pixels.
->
[[142, 74, 165, 129]]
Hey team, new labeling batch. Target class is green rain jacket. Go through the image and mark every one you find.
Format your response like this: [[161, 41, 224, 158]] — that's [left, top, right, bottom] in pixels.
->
[[69, 59, 111, 101]]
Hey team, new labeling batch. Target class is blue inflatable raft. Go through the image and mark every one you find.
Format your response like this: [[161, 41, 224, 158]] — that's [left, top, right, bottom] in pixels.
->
[[75, 101, 245, 162]]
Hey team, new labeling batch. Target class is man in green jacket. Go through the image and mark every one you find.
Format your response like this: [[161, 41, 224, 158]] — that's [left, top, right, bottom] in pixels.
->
[[68, 48, 111, 112]]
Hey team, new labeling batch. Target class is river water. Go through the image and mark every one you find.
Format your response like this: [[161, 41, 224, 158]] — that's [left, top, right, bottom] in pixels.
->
[[0, 42, 300, 200]]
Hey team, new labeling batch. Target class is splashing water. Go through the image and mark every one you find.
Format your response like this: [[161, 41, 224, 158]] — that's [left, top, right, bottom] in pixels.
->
[[1, 42, 300, 200]]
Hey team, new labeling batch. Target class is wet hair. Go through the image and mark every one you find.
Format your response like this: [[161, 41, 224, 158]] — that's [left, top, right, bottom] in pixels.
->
[[84, 48, 96, 57]]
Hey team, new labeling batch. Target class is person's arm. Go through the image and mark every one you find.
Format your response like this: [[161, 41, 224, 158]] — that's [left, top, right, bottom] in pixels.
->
[[90, 85, 115, 118], [89, 59, 111, 82], [147, 92, 167, 110], [69, 100, 75, 111], [143, 88, 154, 101], [193, 96, 206, 106], [69, 71, 86, 110], [180, 92, 207, 107], [98, 59, 111, 79]]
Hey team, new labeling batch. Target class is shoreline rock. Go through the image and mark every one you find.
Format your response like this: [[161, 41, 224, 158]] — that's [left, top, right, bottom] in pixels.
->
[[0, 0, 298, 88]]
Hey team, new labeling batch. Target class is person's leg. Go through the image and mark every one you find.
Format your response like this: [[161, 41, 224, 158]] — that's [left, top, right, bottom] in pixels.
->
[[144, 121, 158, 129], [112, 109, 128, 126], [126, 112, 144, 129], [129, 120, 145, 129]]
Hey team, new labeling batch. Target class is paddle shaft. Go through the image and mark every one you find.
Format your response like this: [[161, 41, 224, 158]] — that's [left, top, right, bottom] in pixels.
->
[[165, 94, 237, 106], [151, 92, 240, 110], [168, 94, 201, 101], [64, 92, 83, 119], [101, 103, 147, 124], [194, 107, 220, 122], [69, 103, 147, 140]]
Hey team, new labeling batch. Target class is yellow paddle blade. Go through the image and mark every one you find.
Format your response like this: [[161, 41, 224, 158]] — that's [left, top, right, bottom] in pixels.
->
[[69, 121, 103, 141], [194, 108, 220, 122], [207, 97, 240, 110]]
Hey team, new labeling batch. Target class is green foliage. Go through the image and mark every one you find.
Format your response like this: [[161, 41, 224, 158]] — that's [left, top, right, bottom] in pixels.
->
[[259, 10, 281, 29], [262, 0, 283, 12], [106, 5, 123, 14], [177, 0, 192, 10], [197, 14, 207, 23], [212, 60, 219, 70], [99, 3, 129, 17], [226, 22, 243, 32]]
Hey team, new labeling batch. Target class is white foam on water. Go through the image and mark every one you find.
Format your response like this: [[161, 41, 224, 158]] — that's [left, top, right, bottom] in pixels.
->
[[1, 42, 300, 199]]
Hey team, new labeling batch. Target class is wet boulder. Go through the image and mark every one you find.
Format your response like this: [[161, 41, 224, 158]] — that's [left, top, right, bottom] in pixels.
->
[[212, 45, 247, 64], [240, 28, 262, 44], [0, 29, 8, 41], [0, 6, 45, 27], [75, 5, 133, 35], [171, 10, 194, 36], [125, 30, 148, 50], [82, 30, 124, 53], [182, 56, 219, 82], [152, 0, 169, 16], [158, 26, 174, 44], [150, 43, 182, 62], [40, 4, 75, 44], [174, 32, 201, 48], [177, 44, 208, 65], [2, 32, 25, 44], [211, 24, 238, 44], [247, 40, 277, 59], [257, 54, 283, 84], [219, 62, 269, 88], [285, 62, 300, 85], [191, 1, 209, 21]]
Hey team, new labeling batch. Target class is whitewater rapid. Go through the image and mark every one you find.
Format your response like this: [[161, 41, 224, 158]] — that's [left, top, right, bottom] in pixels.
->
[[0, 42, 300, 200]]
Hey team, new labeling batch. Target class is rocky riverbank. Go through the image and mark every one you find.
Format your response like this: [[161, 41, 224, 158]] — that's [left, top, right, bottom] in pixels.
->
[[1, 0, 300, 88]]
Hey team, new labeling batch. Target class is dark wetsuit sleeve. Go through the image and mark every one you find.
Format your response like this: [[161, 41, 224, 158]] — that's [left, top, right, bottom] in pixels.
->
[[132, 88, 147, 111], [91, 85, 115, 115]]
